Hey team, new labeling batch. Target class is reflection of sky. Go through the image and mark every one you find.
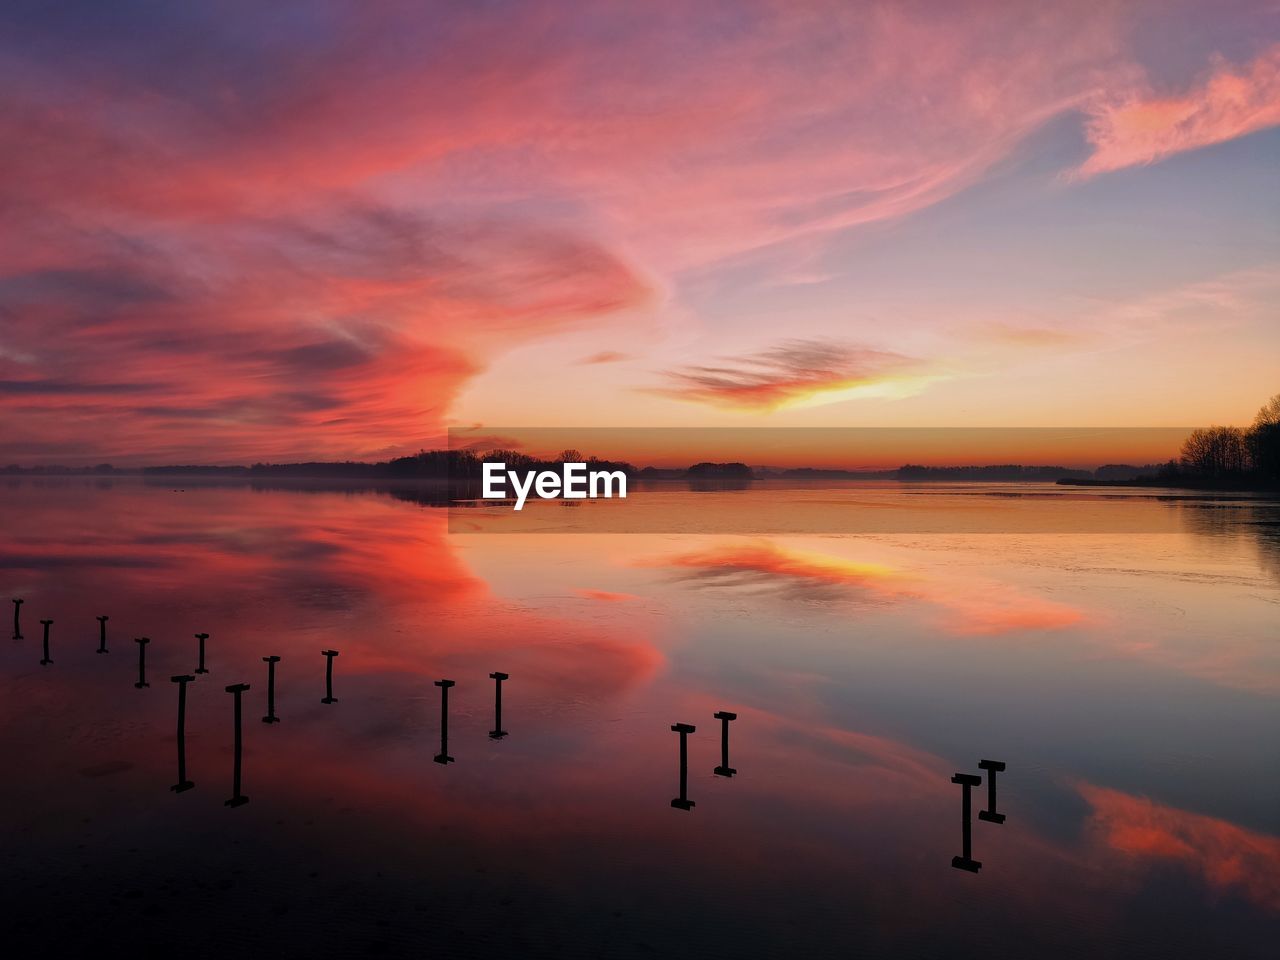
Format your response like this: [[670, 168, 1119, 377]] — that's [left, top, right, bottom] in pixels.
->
[[1, 480, 1277, 953]]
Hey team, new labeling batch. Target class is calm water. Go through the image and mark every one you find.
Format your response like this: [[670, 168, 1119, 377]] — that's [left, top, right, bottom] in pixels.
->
[[2, 478, 1278, 957]]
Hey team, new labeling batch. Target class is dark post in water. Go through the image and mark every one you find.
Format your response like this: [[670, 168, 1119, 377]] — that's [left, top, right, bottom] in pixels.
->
[[224, 682, 250, 807], [39, 619, 53, 665], [671, 722, 696, 810], [713, 710, 737, 777], [262, 656, 281, 723], [134, 636, 151, 688], [951, 772, 983, 872], [488, 671, 509, 740], [321, 649, 339, 704], [434, 679, 455, 764], [194, 633, 210, 675], [12, 597, 22, 640], [978, 759, 1007, 824], [170, 674, 196, 793], [96, 615, 109, 654]]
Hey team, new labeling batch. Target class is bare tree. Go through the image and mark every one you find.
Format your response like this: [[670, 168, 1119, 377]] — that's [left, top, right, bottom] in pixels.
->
[[1180, 426, 1249, 477], [1253, 393, 1280, 428], [1249, 392, 1280, 482]]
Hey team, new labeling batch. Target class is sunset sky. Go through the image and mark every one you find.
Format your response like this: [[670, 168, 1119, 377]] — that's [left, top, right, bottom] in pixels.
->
[[1, 0, 1278, 465]]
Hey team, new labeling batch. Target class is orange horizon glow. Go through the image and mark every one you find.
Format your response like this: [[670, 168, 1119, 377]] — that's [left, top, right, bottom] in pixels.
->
[[448, 427, 1194, 471]]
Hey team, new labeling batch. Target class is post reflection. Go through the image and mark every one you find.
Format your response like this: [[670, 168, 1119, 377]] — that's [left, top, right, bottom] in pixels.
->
[[434, 679, 455, 765]]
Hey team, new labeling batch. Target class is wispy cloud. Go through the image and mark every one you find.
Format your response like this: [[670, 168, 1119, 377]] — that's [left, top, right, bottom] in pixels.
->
[[648, 338, 921, 412], [974, 322, 1090, 349], [576, 350, 634, 365], [1077, 44, 1280, 178]]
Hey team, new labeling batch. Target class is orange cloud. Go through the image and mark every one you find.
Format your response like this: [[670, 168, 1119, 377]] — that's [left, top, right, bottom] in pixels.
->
[[1078, 44, 1280, 178], [1078, 782, 1280, 912], [647, 339, 921, 412]]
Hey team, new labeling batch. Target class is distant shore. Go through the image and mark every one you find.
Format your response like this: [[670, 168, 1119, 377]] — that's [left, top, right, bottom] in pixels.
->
[[1057, 477, 1280, 492], [4, 459, 1160, 483]]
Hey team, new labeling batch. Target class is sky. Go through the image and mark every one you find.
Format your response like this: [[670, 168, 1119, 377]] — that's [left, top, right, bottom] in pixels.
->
[[0, 0, 1278, 465]]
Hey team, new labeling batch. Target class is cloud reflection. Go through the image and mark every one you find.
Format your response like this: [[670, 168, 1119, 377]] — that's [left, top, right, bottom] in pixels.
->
[[651, 539, 1085, 636], [1078, 782, 1280, 912]]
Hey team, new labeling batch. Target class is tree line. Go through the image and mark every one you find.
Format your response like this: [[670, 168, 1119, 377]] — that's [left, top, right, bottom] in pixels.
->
[[1171, 393, 1280, 487]]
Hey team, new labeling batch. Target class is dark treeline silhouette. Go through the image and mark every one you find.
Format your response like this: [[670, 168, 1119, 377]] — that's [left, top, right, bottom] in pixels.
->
[[5, 457, 1184, 485], [1171, 394, 1280, 487], [897, 464, 1094, 482], [3, 462, 126, 475], [686, 461, 752, 478], [767, 466, 897, 479], [1062, 392, 1280, 491]]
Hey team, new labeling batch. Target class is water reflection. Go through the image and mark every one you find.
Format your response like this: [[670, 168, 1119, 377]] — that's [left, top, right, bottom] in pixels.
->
[[713, 710, 738, 778], [951, 772, 984, 872], [0, 478, 1276, 957], [194, 632, 210, 675], [169, 674, 195, 793], [434, 678, 455, 764], [321, 650, 339, 704], [262, 656, 281, 723], [39, 618, 52, 665], [224, 682, 250, 807], [134, 636, 150, 688], [670, 722, 696, 810], [488, 671, 509, 740], [978, 759, 1007, 824]]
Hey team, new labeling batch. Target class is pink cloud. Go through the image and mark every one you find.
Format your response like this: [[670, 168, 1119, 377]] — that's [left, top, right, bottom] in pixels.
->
[[0, 208, 649, 463], [1078, 44, 1280, 178], [3, 2, 1265, 461]]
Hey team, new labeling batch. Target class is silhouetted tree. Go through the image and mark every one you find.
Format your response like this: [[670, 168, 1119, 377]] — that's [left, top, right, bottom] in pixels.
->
[[1248, 393, 1280, 483], [1253, 393, 1280, 428], [1180, 425, 1249, 477]]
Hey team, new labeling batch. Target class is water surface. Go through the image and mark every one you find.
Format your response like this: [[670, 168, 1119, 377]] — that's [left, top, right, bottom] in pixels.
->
[[2, 478, 1277, 957]]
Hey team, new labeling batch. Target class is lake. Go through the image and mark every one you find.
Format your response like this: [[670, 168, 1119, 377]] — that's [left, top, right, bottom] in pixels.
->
[[2, 477, 1277, 958]]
